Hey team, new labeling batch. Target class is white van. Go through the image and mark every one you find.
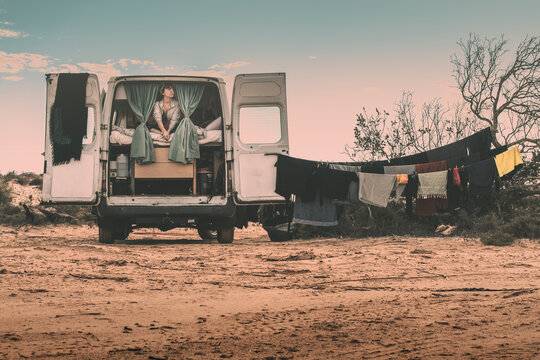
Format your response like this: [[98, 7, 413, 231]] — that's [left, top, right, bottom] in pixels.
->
[[42, 73, 290, 243]]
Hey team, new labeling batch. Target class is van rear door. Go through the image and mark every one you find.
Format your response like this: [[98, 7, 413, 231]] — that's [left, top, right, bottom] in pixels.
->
[[42, 73, 102, 204], [231, 73, 289, 204]]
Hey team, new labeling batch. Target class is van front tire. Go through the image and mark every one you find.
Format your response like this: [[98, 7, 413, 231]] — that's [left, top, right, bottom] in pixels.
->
[[217, 227, 234, 244]]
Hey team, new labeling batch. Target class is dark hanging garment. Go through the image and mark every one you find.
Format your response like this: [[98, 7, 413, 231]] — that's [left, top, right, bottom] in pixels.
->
[[415, 160, 449, 216], [426, 140, 468, 163], [447, 169, 462, 210], [464, 127, 492, 154], [389, 152, 428, 166], [50, 73, 89, 165], [315, 167, 357, 201], [465, 157, 499, 197], [293, 189, 338, 226], [275, 155, 318, 201], [359, 160, 390, 174]]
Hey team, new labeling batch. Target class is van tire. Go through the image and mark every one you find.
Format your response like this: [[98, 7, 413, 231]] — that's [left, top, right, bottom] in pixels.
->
[[264, 225, 293, 242], [197, 227, 217, 241], [98, 222, 115, 244], [217, 227, 234, 244]]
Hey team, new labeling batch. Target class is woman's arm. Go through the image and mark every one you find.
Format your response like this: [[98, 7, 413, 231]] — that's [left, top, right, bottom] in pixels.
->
[[153, 101, 170, 140]]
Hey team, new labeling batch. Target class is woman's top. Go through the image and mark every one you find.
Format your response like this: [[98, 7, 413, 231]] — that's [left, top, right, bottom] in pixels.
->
[[153, 99, 181, 131]]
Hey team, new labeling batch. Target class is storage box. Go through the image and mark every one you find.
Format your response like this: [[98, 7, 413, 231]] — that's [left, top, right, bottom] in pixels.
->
[[134, 147, 197, 192]]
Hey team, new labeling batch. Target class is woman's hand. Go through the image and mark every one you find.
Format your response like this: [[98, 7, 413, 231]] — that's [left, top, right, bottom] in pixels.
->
[[162, 130, 170, 140]]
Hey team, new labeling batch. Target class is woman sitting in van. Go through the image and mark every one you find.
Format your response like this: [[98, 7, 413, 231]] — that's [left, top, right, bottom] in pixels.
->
[[150, 83, 181, 141]]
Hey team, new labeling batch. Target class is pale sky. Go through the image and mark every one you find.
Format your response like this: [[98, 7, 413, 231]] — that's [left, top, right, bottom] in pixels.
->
[[0, 0, 538, 173]]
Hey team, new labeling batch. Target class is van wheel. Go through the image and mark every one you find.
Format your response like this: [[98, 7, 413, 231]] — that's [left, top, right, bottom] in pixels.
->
[[264, 225, 293, 242], [98, 222, 115, 244], [217, 227, 234, 244], [197, 227, 217, 241]]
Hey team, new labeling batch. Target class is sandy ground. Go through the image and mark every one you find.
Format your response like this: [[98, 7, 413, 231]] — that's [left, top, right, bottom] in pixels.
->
[[0, 224, 539, 359]]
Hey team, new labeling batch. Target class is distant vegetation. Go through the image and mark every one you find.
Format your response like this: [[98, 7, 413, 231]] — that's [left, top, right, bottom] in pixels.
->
[[0, 172, 93, 226]]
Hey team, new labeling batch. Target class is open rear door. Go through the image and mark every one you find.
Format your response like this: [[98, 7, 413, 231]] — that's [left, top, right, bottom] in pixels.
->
[[42, 73, 102, 204], [231, 73, 289, 204]]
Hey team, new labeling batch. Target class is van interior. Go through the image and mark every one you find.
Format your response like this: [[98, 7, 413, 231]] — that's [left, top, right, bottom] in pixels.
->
[[107, 81, 225, 197]]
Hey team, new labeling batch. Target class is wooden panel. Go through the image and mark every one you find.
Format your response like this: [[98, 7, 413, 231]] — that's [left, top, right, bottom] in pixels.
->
[[135, 160, 196, 179], [154, 147, 171, 162]]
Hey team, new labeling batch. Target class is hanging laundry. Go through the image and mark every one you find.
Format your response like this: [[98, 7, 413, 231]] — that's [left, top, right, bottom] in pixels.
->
[[466, 127, 493, 154], [357, 173, 397, 208], [396, 174, 408, 184], [465, 157, 499, 197], [275, 155, 318, 201], [426, 139, 469, 163], [359, 160, 390, 174], [417, 170, 448, 199], [328, 163, 362, 172], [452, 167, 460, 186], [384, 165, 415, 199], [50, 73, 89, 165], [494, 147, 523, 177], [315, 167, 357, 201], [329, 164, 361, 202], [447, 169, 462, 210], [415, 160, 449, 216], [387, 127, 492, 166], [383, 164, 416, 175], [293, 191, 338, 226], [389, 152, 428, 166]]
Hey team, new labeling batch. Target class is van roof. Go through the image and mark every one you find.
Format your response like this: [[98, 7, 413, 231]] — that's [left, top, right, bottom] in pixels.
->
[[109, 75, 225, 83]]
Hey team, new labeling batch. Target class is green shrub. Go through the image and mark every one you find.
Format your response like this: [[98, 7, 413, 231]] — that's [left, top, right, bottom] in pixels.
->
[[0, 205, 26, 225], [481, 231, 516, 246], [480, 215, 540, 246], [499, 215, 540, 239], [1, 171, 17, 182], [29, 177, 43, 187], [0, 179, 12, 205], [54, 204, 96, 225]]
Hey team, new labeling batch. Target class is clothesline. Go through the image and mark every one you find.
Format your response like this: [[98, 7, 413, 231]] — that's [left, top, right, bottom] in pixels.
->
[[274, 127, 523, 226]]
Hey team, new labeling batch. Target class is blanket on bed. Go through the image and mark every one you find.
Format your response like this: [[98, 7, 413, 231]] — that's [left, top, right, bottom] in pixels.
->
[[110, 125, 222, 146]]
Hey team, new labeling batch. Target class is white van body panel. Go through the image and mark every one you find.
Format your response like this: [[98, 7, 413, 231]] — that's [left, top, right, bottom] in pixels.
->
[[42, 73, 102, 203], [231, 73, 289, 204]]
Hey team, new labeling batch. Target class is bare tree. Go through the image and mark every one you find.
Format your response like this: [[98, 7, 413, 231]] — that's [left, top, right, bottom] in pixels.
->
[[346, 91, 479, 161], [451, 34, 540, 151]]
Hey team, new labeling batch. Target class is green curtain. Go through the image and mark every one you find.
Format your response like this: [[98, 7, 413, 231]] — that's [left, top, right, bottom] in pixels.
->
[[169, 83, 205, 164], [125, 83, 159, 164]]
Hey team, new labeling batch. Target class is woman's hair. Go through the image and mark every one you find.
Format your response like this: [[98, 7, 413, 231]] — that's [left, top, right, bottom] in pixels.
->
[[157, 83, 174, 100]]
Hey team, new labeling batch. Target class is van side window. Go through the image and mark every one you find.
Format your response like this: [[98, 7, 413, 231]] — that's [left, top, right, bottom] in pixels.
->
[[239, 106, 281, 144], [82, 106, 95, 145]]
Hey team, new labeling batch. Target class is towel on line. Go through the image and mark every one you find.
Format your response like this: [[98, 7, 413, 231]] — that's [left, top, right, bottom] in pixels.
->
[[494, 147, 523, 177], [357, 173, 397, 208], [417, 170, 448, 199]]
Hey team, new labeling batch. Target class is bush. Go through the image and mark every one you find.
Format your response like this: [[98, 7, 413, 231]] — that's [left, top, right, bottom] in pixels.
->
[[0, 204, 26, 225], [29, 177, 43, 187], [481, 231, 516, 246], [53, 204, 96, 225], [0, 179, 12, 205], [480, 215, 540, 246]]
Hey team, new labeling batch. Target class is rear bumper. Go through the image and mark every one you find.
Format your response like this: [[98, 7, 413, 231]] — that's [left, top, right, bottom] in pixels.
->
[[95, 196, 236, 221]]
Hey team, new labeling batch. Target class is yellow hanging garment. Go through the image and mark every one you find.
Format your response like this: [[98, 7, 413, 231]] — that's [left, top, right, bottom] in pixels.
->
[[494, 147, 523, 177]]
